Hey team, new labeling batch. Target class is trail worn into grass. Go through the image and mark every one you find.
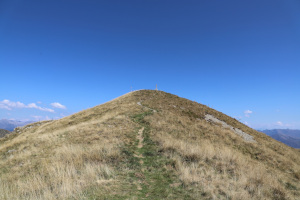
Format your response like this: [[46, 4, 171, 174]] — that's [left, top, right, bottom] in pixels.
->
[[134, 127, 145, 191], [123, 108, 193, 200], [137, 127, 145, 150]]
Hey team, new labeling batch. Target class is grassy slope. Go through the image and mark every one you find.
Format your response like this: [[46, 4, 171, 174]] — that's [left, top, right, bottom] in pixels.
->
[[0, 90, 299, 199], [0, 129, 10, 138]]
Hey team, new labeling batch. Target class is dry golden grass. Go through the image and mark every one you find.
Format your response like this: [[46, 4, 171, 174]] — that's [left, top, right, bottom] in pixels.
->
[[138, 90, 300, 199], [0, 92, 140, 199], [0, 90, 299, 199], [155, 133, 288, 199]]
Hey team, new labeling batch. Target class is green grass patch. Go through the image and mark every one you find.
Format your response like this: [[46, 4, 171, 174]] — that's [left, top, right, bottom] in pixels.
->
[[122, 111, 194, 199]]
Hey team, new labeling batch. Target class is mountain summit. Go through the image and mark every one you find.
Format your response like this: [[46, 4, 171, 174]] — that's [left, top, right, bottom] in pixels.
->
[[0, 90, 299, 199]]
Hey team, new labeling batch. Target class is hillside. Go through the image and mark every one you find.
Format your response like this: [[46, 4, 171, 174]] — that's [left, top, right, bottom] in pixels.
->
[[0, 90, 299, 199], [262, 129, 300, 149], [0, 129, 10, 138]]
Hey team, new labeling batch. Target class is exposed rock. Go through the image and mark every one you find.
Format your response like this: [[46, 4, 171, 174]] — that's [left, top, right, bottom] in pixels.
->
[[205, 114, 256, 142]]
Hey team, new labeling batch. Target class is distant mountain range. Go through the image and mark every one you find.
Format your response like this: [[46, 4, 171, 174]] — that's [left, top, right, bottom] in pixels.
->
[[0, 119, 34, 131], [261, 129, 300, 148]]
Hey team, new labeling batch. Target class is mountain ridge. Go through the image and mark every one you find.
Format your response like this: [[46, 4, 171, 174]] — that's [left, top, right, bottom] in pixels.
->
[[0, 90, 299, 199], [262, 129, 300, 139], [262, 129, 300, 148]]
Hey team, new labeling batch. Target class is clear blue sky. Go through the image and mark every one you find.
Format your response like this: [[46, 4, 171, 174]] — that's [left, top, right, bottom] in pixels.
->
[[1, 0, 300, 129]]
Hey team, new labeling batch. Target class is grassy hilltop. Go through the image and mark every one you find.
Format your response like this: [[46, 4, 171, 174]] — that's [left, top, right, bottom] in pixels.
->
[[0, 90, 299, 199]]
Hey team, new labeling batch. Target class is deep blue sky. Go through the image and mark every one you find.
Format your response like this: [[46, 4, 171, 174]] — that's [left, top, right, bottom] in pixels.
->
[[1, 0, 300, 129]]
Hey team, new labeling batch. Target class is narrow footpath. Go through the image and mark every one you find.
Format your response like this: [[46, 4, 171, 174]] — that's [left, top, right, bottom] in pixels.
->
[[124, 109, 192, 199], [134, 127, 145, 191]]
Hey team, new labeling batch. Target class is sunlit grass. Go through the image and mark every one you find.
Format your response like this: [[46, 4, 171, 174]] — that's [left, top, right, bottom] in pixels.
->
[[0, 90, 299, 199]]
